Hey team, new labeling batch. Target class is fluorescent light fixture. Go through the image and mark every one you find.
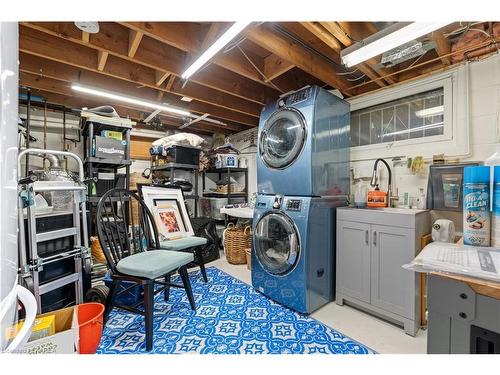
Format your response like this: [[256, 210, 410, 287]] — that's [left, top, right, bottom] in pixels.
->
[[181, 21, 251, 80], [415, 105, 444, 118], [71, 84, 191, 117], [180, 96, 193, 102], [341, 22, 451, 68]]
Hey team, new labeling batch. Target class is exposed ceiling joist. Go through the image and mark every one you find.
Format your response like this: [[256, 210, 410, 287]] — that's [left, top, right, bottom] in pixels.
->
[[20, 22, 280, 105], [97, 50, 108, 71], [246, 24, 352, 95], [18, 27, 262, 119], [121, 21, 279, 89], [263, 54, 294, 82], [81, 31, 89, 43], [165, 74, 176, 91], [128, 29, 144, 58], [302, 22, 386, 88], [155, 70, 171, 86], [17, 89, 225, 136], [430, 30, 451, 66], [144, 109, 162, 123], [18, 57, 254, 130]]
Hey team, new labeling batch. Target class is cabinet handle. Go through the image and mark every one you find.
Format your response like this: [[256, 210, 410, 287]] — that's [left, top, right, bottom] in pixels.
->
[[373, 231, 377, 246], [365, 230, 369, 245]]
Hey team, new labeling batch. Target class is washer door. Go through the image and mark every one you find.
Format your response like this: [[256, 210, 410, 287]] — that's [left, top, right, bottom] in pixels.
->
[[253, 212, 300, 275], [259, 108, 306, 169]]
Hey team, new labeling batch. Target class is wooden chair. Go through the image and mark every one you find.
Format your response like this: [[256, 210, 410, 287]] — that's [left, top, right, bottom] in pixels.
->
[[96, 188, 196, 352]]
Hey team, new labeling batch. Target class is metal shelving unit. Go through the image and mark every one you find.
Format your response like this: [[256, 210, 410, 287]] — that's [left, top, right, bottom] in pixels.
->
[[202, 167, 248, 225], [81, 115, 133, 237], [150, 162, 199, 217]]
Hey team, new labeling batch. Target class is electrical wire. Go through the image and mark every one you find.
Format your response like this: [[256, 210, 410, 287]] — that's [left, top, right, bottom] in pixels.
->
[[336, 68, 359, 75], [407, 49, 429, 69], [235, 45, 284, 93], [347, 74, 367, 82]]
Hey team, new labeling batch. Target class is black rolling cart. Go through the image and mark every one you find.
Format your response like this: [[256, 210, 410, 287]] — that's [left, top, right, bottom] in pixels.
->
[[80, 113, 134, 287]]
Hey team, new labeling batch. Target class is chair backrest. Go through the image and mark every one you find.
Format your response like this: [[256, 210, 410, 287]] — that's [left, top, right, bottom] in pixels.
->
[[96, 188, 160, 273]]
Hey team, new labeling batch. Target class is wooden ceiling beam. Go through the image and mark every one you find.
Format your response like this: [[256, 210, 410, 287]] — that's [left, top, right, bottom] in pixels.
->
[[430, 30, 452, 66], [120, 21, 274, 88], [81, 31, 89, 43], [19, 72, 241, 135], [97, 50, 108, 71], [19, 56, 253, 131], [263, 54, 294, 82], [320, 22, 397, 85], [20, 22, 279, 105], [155, 70, 170, 86], [299, 22, 385, 88], [245, 24, 352, 95], [128, 29, 144, 58], [165, 74, 176, 91], [18, 27, 262, 119]]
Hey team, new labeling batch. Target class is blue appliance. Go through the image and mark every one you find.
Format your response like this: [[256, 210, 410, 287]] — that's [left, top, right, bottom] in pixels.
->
[[257, 85, 350, 197], [251, 194, 345, 314]]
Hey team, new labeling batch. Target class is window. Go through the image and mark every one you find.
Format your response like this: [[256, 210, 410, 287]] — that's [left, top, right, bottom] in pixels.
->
[[351, 88, 444, 147]]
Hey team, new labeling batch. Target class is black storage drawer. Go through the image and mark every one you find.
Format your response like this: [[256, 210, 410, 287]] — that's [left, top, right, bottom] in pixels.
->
[[93, 136, 127, 159]]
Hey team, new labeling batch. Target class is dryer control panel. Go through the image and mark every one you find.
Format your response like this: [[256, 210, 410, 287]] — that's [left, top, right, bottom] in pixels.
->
[[285, 199, 302, 212], [286, 86, 313, 106]]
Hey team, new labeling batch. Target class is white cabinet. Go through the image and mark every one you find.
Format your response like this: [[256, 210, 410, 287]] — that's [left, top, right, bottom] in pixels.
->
[[336, 208, 430, 336]]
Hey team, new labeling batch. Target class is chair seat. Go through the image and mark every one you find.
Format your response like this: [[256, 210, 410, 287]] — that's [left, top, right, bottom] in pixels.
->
[[116, 250, 194, 279], [160, 236, 207, 251]]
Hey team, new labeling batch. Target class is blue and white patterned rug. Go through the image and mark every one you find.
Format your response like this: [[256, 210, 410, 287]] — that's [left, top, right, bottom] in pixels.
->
[[97, 267, 375, 354]]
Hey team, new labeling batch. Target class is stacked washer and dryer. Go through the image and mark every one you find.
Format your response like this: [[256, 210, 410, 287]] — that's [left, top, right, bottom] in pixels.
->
[[251, 85, 351, 314]]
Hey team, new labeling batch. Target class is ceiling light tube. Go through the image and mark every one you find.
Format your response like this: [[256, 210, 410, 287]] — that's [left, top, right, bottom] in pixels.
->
[[71, 84, 192, 117], [341, 22, 451, 68], [181, 21, 251, 80]]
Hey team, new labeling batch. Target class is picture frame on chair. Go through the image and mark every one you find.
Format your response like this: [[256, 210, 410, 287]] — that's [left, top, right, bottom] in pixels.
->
[[138, 185, 195, 240]]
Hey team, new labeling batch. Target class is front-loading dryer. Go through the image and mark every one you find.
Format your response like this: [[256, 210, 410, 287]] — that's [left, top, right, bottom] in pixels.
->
[[251, 194, 346, 314], [257, 85, 350, 197]]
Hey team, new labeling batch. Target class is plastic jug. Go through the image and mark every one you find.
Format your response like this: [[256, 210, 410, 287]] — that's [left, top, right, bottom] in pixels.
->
[[353, 180, 368, 208]]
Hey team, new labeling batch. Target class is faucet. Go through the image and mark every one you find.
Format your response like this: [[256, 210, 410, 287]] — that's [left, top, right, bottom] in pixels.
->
[[370, 158, 398, 207]]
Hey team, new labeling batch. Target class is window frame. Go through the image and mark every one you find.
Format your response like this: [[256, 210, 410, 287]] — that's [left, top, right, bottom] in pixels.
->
[[347, 69, 466, 161]]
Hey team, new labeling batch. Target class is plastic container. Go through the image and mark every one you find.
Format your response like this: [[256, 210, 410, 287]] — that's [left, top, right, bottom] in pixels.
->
[[492, 166, 500, 247], [103, 272, 143, 306], [77, 303, 105, 354], [463, 166, 490, 247], [353, 181, 368, 208]]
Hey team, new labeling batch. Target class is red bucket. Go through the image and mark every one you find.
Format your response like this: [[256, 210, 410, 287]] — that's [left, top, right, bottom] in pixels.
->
[[77, 302, 105, 354]]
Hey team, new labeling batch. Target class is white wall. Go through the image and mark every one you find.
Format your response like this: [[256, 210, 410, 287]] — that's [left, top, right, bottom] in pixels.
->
[[349, 53, 500, 205]]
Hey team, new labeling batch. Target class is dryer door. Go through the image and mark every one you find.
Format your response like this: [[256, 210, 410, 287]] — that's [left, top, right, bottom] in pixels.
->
[[259, 108, 306, 169], [253, 211, 300, 275]]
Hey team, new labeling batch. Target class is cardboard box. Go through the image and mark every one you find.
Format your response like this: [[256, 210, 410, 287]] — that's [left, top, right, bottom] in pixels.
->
[[100, 130, 123, 140], [6, 315, 55, 342], [21, 306, 79, 354]]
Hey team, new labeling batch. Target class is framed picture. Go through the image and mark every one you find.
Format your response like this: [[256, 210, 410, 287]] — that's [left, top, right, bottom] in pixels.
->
[[138, 185, 194, 240]]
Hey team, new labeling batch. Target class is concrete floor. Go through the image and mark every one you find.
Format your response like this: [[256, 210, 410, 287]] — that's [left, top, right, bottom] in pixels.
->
[[208, 255, 427, 354]]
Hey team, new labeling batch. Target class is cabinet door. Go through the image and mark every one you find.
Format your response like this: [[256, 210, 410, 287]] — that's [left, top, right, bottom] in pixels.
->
[[370, 224, 415, 318], [336, 220, 371, 303]]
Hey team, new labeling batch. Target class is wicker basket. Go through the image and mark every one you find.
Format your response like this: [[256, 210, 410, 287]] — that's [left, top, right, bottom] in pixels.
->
[[90, 236, 107, 264], [223, 223, 251, 265]]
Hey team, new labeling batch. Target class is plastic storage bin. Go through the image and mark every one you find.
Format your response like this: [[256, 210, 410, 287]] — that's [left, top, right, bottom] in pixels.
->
[[103, 272, 143, 305]]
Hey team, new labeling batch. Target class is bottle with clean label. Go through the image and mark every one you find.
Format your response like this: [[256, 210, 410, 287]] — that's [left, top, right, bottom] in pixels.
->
[[492, 166, 500, 247], [463, 166, 491, 246]]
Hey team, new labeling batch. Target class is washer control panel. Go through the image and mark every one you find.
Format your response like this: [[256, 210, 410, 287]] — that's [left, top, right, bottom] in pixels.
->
[[286, 199, 302, 212]]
